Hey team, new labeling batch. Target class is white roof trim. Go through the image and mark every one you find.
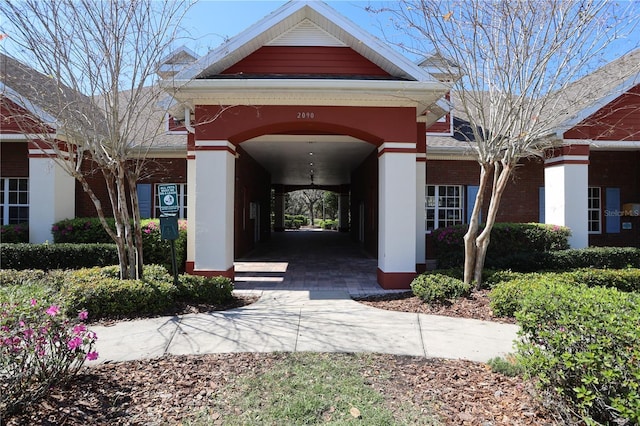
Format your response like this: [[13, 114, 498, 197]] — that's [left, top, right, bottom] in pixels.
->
[[0, 82, 58, 127], [174, 1, 437, 82], [555, 73, 640, 139]]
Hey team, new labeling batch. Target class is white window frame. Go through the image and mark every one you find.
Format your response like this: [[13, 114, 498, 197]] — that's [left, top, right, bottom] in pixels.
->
[[0, 177, 29, 225], [154, 183, 187, 219], [426, 185, 464, 231], [588, 186, 601, 234]]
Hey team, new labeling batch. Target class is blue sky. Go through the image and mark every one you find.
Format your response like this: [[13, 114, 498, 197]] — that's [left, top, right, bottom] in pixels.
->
[[180, 1, 405, 56]]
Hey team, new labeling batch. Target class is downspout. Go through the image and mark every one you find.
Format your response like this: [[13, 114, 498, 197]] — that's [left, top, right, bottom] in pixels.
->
[[184, 107, 195, 134]]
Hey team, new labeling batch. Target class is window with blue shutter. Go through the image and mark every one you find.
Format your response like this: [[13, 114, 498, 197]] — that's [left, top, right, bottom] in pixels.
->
[[137, 184, 152, 219], [466, 185, 480, 223], [605, 187, 620, 233]]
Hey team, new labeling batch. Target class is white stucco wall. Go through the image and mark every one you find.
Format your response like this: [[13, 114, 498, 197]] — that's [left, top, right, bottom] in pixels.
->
[[544, 163, 589, 248], [193, 142, 235, 272], [415, 159, 426, 267], [28, 156, 75, 243], [378, 145, 417, 273]]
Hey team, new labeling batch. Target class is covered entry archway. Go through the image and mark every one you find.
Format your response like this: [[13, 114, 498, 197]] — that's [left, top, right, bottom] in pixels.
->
[[161, 1, 450, 288]]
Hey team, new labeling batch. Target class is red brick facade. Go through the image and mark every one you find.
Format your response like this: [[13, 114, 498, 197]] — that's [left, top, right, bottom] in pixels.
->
[[0, 142, 29, 177], [75, 158, 188, 218]]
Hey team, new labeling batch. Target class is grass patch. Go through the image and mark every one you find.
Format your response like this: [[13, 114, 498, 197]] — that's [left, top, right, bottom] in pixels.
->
[[202, 352, 437, 425]]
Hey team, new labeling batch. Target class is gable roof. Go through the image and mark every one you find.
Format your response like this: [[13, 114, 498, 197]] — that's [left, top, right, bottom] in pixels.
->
[[0, 52, 104, 134], [547, 48, 640, 138], [174, 1, 437, 83]]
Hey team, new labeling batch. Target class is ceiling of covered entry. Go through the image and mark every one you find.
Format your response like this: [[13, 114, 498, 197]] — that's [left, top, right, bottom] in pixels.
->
[[240, 135, 375, 186]]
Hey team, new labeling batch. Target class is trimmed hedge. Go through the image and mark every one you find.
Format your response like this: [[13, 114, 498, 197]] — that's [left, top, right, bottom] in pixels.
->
[[177, 274, 234, 304], [0, 243, 118, 270], [438, 245, 640, 273], [489, 268, 640, 317], [543, 246, 640, 270], [5, 218, 188, 273], [411, 273, 471, 303], [59, 265, 234, 319], [0, 265, 235, 320], [432, 223, 570, 268], [516, 282, 640, 425]]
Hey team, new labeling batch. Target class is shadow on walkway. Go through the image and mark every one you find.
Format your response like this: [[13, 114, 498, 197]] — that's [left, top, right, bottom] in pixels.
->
[[234, 229, 392, 296]]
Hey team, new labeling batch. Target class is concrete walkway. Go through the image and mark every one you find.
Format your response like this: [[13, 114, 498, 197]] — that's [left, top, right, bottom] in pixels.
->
[[90, 289, 519, 364], [90, 231, 518, 364]]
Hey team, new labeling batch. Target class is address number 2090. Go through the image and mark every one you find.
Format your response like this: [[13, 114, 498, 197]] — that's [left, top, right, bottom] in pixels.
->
[[297, 112, 315, 119]]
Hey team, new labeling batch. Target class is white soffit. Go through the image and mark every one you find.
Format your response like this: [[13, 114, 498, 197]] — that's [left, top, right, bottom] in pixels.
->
[[267, 18, 346, 46]]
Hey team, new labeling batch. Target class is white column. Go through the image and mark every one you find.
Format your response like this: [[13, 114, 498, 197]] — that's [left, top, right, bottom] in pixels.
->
[[378, 143, 417, 288], [544, 146, 589, 248], [192, 141, 235, 277], [186, 152, 196, 268], [28, 155, 75, 243], [415, 157, 426, 270]]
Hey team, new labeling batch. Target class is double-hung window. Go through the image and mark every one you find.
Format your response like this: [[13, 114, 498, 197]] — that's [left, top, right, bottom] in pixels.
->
[[588, 187, 601, 234], [154, 183, 187, 219], [426, 185, 464, 231], [0, 178, 29, 225]]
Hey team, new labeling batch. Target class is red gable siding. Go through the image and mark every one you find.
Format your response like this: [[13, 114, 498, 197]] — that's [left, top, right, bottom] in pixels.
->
[[221, 46, 391, 77], [1, 98, 53, 134], [564, 84, 640, 141]]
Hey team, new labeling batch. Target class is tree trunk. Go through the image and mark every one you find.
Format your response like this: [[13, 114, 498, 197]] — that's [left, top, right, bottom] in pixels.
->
[[127, 171, 144, 278], [463, 163, 492, 285], [473, 160, 514, 288], [308, 202, 315, 227]]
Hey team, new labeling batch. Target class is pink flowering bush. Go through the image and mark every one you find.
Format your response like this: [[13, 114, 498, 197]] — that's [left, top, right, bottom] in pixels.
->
[[0, 300, 98, 416]]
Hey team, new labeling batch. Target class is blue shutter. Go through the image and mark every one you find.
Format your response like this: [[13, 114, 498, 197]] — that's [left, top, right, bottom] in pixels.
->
[[605, 187, 620, 233], [467, 186, 480, 223], [137, 184, 152, 219], [539, 187, 545, 223]]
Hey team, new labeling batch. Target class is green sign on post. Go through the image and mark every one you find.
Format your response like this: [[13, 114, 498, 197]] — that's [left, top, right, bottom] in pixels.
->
[[160, 215, 179, 241], [158, 183, 179, 215], [157, 184, 180, 285]]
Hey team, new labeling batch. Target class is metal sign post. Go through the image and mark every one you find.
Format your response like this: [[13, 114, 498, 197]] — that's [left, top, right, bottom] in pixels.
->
[[158, 184, 180, 286]]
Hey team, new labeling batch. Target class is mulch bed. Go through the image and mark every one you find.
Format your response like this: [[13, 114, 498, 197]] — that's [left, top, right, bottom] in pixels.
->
[[4, 291, 558, 425]]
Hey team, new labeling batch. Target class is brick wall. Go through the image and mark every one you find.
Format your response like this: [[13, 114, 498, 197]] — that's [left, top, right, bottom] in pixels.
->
[[589, 150, 640, 247], [234, 145, 272, 258], [350, 150, 378, 257], [0, 143, 29, 177], [426, 158, 544, 223], [75, 157, 187, 217]]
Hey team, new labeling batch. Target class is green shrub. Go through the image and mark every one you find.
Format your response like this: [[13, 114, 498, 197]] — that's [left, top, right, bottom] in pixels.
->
[[411, 273, 471, 303], [177, 275, 234, 304], [488, 276, 548, 317], [483, 269, 529, 286], [432, 223, 570, 268], [487, 356, 524, 377], [51, 217, 114, 243], [61, 266, 176, 319], [489, 268, 640, 317], [516, 283, 640, 425], [0, 223, 29, 243], [543, 247, 640, 270], [0, 243, 118, 270], [563, 267, 640, 292], [0, 269, 46, 287], [140, 220, 187, 274]]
